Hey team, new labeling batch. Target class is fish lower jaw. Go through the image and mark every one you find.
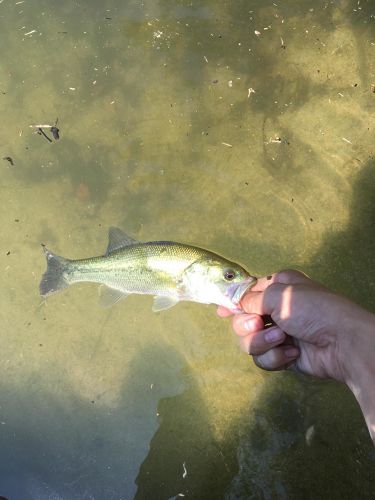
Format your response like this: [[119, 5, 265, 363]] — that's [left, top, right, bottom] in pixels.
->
[[216, 296, 240, 311]]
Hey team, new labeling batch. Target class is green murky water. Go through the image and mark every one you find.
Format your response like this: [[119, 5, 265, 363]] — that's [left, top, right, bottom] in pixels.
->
[[1, 0, 375, 498]]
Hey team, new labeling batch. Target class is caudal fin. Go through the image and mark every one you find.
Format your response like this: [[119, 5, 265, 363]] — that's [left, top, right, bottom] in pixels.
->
[[39, 246, 70, 297]]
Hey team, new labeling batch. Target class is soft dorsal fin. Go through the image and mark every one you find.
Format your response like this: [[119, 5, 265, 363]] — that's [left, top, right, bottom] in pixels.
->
[[106, 227, 139, 255]]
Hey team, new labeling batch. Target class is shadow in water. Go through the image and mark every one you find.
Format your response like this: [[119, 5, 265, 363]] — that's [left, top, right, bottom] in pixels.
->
[[224, 158, 375, 497], [135, 380, 239, 499], [308, 157, 375, 310], [134, 154, 375, 499], [227, 374, 375, 500], [0, 341, 207, 500]]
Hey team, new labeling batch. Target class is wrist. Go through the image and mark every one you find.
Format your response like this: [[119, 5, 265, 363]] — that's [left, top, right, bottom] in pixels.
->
[[341, 309, 375, 442]]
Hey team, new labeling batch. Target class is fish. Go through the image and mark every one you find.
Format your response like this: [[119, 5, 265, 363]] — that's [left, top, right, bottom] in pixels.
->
[[39, 227, 257, 312]]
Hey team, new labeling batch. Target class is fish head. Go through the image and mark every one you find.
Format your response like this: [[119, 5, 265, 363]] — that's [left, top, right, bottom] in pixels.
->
[[181, 257, 257, 310]]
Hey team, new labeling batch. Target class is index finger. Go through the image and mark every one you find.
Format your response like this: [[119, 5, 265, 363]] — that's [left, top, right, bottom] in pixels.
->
[[240, 282, 294, 316], [251, 269, 311, 292], [217, 270, 311, 318], [217, 305, 234, 317], [239, 290, 268, 315]]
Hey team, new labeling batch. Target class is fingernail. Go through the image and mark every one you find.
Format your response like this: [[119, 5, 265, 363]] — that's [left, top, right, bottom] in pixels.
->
[[284, 347, 299, 358], [244, 319, 256, 331], [264, 327, 283, 343]]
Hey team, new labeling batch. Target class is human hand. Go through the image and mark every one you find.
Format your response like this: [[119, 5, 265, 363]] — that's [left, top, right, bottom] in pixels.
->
[[218, 270, 373, 382], [218, 269, 375, 441]]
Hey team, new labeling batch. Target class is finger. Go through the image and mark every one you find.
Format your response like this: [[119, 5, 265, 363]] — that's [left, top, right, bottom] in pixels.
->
[[239, 290, 270, 316], [250, 269, 311, 292], [253, 345, 299, 371], [238, 326, 286, 355], [217, 306, 234, 318], [217, 270, 311, 316], [274, 269, 311, 284], [240, 282, 293, 316], [232, 313, 264, 337]]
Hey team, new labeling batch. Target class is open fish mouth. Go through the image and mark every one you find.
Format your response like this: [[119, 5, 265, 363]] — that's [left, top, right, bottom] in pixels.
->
[[227, 275, 257, 305]]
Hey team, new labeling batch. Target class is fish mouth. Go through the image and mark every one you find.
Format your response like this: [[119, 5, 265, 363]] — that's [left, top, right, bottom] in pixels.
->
[[228, 276, 258, 305]]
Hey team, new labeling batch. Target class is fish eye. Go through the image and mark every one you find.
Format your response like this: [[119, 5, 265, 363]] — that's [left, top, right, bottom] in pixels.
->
[[224, 269, 235, 281]]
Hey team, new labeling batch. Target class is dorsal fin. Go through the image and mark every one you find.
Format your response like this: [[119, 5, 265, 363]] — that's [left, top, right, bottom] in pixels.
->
[[106, 227, 139, 255]]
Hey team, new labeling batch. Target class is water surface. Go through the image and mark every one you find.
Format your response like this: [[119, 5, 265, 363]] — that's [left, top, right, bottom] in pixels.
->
[[1, 0, 375, 498]]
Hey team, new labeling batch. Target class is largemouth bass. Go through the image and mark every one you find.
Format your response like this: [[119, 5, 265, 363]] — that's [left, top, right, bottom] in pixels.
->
[[39, 227, 257, 312]]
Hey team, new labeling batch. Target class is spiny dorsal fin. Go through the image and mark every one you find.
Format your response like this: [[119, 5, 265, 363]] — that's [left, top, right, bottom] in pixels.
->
[[106, 227, 139, 255]]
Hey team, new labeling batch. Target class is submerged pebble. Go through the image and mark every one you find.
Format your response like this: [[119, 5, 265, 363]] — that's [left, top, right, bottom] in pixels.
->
[[75, 182, 91, 202]]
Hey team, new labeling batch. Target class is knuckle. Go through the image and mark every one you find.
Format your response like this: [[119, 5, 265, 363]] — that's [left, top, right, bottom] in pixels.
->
[[232, 314, 263, 337], [276, 269, 310, 284], [263, 282, 284, 309], [232, 316, 247, 335]]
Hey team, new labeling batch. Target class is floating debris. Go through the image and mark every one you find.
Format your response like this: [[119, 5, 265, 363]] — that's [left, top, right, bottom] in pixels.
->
[[265, 135, 282, 144], [222, 142, 233, 147], [305, 425, 315, 446], [342, 137, 352, 144], [30, 118, 60, 142], [2, 156, 14, 166], [51, 127, 60, 140], [29, 124, 51, 129], [37, 128, 52, 143], [182, 462, 187, 479], [75, 183, 90, 203], [50, 117, 60, 140], [247, 87, 255, 98]]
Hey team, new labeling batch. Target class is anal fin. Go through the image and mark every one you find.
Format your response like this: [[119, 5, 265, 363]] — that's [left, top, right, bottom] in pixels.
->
[[99, 285, 129, 308]]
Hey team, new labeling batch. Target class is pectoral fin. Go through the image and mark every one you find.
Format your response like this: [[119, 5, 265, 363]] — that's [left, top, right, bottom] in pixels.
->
[[152, 296, 179, 312], [99, 285, 129, 308]]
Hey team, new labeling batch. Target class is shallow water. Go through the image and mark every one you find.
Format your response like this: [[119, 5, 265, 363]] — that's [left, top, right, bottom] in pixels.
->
[[1, 0, 375, 498]]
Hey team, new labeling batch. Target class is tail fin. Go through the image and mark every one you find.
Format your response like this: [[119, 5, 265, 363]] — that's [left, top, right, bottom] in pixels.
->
[[39, 246, 70, 297]]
